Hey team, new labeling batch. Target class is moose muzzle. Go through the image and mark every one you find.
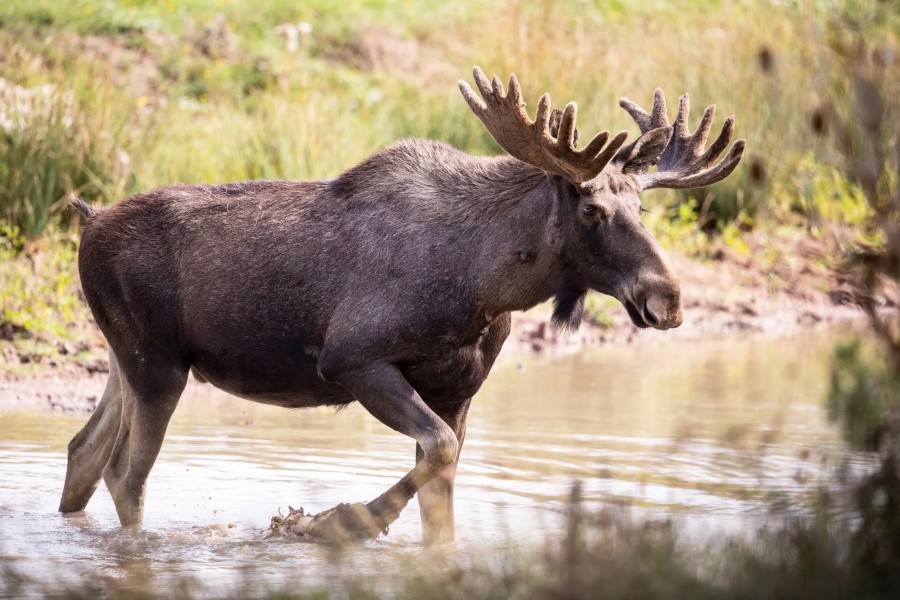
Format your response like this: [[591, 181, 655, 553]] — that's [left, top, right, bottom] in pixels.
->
[[620, 243, 683, 332], [623, 277, 683, 330]]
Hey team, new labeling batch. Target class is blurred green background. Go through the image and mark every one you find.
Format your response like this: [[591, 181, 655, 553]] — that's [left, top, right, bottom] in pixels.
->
[[0, 0, 887, 240], [4, 0, 896, 345]]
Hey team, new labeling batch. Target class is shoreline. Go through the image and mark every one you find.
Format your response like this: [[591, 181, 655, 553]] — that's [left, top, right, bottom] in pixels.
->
[[0, 306, 866, 416], [1, 232, 880, 414]]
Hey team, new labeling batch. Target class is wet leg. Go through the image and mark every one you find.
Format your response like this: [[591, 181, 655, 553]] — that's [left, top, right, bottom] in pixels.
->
[[310, 362, 459, 543], [102, 363, 187, 527], [417, 398, 470, 546], [59, 350, 124, 513]]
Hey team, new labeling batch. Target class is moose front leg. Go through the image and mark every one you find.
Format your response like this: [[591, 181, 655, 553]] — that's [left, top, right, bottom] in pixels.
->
[[416, 398, 470, 546], [310, 362, 460, 544]]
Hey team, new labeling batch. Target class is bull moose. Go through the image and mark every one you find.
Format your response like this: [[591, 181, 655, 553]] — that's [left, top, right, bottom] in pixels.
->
[[60, 67, 744, 545]]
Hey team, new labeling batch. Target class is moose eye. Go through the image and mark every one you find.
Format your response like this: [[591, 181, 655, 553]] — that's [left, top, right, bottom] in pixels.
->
[[582, 205, 596, 217]]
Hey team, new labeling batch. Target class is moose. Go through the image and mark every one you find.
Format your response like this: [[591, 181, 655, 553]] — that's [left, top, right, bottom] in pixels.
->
[[60, 67, 744, 545]]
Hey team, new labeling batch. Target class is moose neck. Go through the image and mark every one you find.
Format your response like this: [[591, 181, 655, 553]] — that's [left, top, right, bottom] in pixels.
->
[[334, 141, 581, 325]]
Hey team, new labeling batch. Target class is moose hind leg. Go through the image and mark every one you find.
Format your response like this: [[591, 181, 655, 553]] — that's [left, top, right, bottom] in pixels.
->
[[102, 361, 187, 527], [59, 350, 124, 513]]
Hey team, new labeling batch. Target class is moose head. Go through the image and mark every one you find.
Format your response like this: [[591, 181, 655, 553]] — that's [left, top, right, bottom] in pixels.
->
[[459, 67, 745, 330]]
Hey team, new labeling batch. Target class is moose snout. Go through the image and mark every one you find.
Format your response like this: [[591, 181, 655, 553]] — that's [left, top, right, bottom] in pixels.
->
[[642, 289, 683, 330], [627, 276, 683, 331]]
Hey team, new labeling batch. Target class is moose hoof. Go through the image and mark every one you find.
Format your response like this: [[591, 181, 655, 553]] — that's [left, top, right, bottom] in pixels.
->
[[310, 502, 385, 544], [267, 503, 385, 545]]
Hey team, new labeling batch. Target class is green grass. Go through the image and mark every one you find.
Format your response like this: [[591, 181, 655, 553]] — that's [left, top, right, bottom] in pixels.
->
[[0, 226, 94, 345], [0, 52, 142, 237], [0, 0, 891, 240], [0, 0, 893, 351]]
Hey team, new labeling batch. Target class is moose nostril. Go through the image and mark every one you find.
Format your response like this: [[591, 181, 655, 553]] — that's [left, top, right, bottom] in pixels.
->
[[643, 299, 660, 325]]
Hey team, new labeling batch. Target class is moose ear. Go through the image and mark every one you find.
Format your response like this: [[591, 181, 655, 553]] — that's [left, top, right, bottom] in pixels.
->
[[614, 126, 672, 175]]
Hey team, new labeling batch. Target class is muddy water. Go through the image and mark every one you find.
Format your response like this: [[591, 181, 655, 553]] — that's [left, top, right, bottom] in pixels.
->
[[0, 329, 859, 592]]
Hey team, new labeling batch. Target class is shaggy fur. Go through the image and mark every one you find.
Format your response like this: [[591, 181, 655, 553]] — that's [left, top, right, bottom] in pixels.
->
[[60, 70, 743, 546]]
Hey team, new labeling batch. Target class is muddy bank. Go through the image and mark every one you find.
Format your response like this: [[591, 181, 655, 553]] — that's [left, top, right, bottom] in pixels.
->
[[508, 241, 873, 353], [0, 232, 879, 413]]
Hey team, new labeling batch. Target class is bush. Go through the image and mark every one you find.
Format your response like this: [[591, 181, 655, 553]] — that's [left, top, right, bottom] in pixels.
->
[[0, 72, 136, 239]]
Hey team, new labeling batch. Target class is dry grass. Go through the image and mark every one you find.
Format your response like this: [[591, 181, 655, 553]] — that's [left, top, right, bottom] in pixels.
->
[[0, 0, 883, 238]]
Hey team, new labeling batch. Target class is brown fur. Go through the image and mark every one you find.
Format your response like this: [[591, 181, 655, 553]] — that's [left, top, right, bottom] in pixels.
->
[[60, 71, 744, 545]]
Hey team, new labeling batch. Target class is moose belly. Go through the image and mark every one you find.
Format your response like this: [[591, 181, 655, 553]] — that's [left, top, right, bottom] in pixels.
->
[[192, 345, 493, 409], [186, 313, 511, 408], [188, 344, 353, 408]]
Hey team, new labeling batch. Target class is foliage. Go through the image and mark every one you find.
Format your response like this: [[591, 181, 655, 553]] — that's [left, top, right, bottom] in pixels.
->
[[790, 154, 872, 229], [829, 341, 897, 451], [0, 64, 139, 238], [0, 0, 876, 243], [823, 0, 899, 446], [644, 199, 713, 259], [0, 228, 92, 343], [821, 0, 900, 591]]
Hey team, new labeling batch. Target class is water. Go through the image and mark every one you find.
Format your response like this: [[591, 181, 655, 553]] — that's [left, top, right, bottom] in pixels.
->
[[0, 329, 860, 593]]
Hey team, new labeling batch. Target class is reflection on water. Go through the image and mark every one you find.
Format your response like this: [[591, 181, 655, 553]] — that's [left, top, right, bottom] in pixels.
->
[[0, 329, 862, 591]]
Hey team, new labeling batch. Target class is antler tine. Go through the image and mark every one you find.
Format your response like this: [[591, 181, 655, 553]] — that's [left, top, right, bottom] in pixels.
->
[[548, 108, 576, 147], [650, 88, 668, 130], [673, 94, 691, 137], [491, 75, 505, 97], [459, 66, 628, 183], [619, 87, 669, 134], [619, 87, 746, 191], [507, 74, 523, 106], [558, 103, 578, 150], [694, 104, 716, 148]]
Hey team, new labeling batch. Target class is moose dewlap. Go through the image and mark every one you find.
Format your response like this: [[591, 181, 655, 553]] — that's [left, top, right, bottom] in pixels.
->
[[60, 67, 744, 545]]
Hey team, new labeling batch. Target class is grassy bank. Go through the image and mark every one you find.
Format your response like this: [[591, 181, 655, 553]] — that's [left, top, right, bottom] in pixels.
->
[[0, 0, 888, 356], [0, 0, 880, 234]]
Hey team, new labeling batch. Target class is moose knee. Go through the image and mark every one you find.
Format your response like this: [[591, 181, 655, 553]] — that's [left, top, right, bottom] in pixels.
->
[[67, 431, 86, 458], [422, 429, 459, 471]]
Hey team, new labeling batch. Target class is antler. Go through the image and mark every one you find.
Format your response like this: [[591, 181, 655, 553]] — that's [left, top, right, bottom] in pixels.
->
[[619, 89, 745, 190], [459, 67, 628, 183]]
